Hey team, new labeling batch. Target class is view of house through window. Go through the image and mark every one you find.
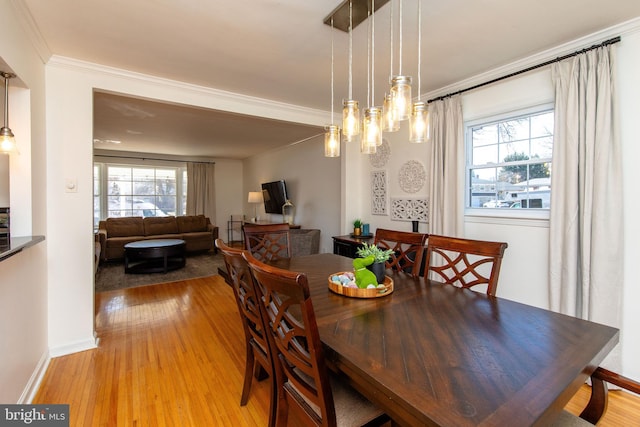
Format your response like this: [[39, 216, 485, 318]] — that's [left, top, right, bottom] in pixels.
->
[[94, 164, 187, 228], [467, 108, 553, 210]]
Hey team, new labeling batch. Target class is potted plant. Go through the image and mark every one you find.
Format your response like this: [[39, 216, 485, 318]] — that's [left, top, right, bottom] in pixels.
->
[[356, 242, 394, 284], [353, 219, 362, 236]]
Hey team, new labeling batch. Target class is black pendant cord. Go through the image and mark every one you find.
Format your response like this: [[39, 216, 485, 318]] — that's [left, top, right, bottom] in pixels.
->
[[427, 36, 621, 104]]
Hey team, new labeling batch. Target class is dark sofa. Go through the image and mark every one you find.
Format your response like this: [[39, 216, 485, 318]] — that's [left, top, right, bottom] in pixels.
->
[[97, 215, 219, 262]]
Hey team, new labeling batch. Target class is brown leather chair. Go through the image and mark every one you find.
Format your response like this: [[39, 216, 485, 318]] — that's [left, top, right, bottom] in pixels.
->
[[423, 234, 508, 296], [243, 223, 292, 262], [243, 251, 389, 427], [215, 239, 277, 427], [373, 228, 428, 277], [553, 367, 640, 425]]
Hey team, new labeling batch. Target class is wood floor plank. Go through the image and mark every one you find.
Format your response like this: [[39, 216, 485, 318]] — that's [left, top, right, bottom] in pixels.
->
[[32, 274, 639, 426]]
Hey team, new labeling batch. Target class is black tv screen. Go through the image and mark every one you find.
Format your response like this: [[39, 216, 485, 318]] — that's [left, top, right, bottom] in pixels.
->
[[261, 180, 289, 214]]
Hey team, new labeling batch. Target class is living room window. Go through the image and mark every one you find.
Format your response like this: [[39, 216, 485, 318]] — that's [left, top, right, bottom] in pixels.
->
[[94, 163, 187, 225], [466, 106, 553, 216]]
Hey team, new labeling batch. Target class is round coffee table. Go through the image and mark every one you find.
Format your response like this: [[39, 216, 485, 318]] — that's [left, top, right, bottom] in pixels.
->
[[124, 239, 186, 274]]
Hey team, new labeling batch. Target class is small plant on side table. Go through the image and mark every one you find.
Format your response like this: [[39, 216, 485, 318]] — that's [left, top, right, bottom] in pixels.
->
[[353, 219, 362, 236]]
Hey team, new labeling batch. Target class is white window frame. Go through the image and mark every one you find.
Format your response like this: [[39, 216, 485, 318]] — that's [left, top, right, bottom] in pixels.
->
[[93, 161, 187, 222], [464, 104, 553, 221]]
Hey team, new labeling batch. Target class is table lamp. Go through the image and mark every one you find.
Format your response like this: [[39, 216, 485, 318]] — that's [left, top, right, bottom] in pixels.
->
[[248, 191, 263, 223]]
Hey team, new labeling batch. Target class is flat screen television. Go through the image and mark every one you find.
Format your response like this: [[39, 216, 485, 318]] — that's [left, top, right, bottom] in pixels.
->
[[261, 180, 289, 214]]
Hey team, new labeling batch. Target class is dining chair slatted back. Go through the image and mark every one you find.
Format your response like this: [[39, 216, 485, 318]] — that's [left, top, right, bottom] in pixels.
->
[[243, 223, 292, 262], [243, 251, 388, 427], [374, 228, 429, 277], [215, 239, 276, 427], [554, 366, 640, 425], [424, 234, 508, 296]]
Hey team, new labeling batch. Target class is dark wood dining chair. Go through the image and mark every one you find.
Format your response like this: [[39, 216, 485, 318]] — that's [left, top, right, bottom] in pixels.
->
[[243, 223, 292, 262], [553, 366, 640, 425], [215, 239, 277, 427], [243, 251, 389, 427], [374, 228, 428, 277], [423, 234, 508, 296]]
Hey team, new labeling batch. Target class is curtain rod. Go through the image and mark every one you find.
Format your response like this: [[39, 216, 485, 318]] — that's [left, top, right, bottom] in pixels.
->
[[95, 154, 215, 164], [427, 36, 621, 104]]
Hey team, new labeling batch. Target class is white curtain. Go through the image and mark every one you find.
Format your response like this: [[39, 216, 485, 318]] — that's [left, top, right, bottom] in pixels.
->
[[549, 46, 622, 367], [427, 95, 464, 237], [186, 162, 216, 222]]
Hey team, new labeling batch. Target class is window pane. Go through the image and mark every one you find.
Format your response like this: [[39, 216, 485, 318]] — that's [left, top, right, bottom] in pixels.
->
[[467, 108, 553, 211], [472, 144, 498, 165], [472, 124, 498, 147], [499, 141, 529, 163], [100, 164, 182, 218], [499, 118, 529, 142], [531, 111, 554, 138], [530, 136, 553, 159]]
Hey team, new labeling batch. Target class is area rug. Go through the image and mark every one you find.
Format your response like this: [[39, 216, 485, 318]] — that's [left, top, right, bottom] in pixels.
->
[[95, 250, 226, 292]]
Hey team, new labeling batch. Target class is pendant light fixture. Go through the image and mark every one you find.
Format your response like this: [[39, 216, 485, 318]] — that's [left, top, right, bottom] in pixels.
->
[[342, 0, 360, 142], [325, 18, 341, 157], [0, 71, 17, 155], [389, 0, 412, 121], [382, 0, 399, 133], [410, 0, 429, 143], [361, 0, 381, 152]]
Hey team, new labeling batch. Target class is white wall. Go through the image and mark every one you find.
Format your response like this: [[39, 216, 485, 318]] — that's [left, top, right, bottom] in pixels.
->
[[0, 0, 49, 403], [243, 135, 340, 254], [344, 21, 640, 380], [0, 155, 8, 206], [44, 56, 328, 355]]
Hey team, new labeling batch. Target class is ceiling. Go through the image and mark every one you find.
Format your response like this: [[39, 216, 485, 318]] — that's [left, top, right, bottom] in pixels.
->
[[18, 0, 640, 159]]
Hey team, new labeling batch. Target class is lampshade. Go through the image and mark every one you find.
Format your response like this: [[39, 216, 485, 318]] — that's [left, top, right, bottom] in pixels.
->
[[248, 191, 262, 203], [390, 75, 412, 121], [0, 71, 17, 155], [410, 101, 429, 143], [324, 125, 341, 157], [342, 99, 360, 141], [361, 107, 381, 153], [382, 93, 399, 132]]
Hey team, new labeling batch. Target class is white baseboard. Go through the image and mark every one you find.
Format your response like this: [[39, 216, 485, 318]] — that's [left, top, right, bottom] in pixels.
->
[[18, 351, 51, 404]]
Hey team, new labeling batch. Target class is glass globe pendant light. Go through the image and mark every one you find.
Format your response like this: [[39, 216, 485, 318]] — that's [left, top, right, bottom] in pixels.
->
[[0, 71, 17, 155], [325, 17, 341, 157], [361, 0, 382, 153], [342, 0, 360, 142], [410, 0, 430, 143], [390, 0, 412, 121], [382, 0, 399, 133]]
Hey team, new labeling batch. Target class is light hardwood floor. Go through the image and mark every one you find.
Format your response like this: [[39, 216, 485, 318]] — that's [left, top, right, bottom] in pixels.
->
[[34, 275, 638, 426]]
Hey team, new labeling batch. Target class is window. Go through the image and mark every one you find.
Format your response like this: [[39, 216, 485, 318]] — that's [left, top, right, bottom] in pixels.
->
[[94, 163, 187, 224], [466, 107, 553, 213]]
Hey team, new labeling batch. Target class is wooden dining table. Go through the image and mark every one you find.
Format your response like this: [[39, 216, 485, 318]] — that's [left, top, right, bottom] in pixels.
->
[[275, 253, 619, 427]]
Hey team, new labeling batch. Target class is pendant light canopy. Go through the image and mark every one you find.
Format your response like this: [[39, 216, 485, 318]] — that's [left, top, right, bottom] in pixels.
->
[[0, 71, 17, 155]]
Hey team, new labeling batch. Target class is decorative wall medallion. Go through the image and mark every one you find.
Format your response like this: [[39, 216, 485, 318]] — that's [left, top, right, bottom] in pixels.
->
[[371, 171, 387, 215], [369, 138, 390, 168], [398, 160, 426, 193], [391, 198, 429, 222]]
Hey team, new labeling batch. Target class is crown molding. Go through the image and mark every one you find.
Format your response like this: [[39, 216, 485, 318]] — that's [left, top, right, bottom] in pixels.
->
[[423, 17, 640, 102], [47, 55, 329, 127], [10, 0, 52, 64]]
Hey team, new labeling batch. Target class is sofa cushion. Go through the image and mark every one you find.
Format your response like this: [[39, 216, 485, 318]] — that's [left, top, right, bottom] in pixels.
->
[[176, 215, 208, 233], [105, 217, 144, 238], [144, 216, 179, 236]]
